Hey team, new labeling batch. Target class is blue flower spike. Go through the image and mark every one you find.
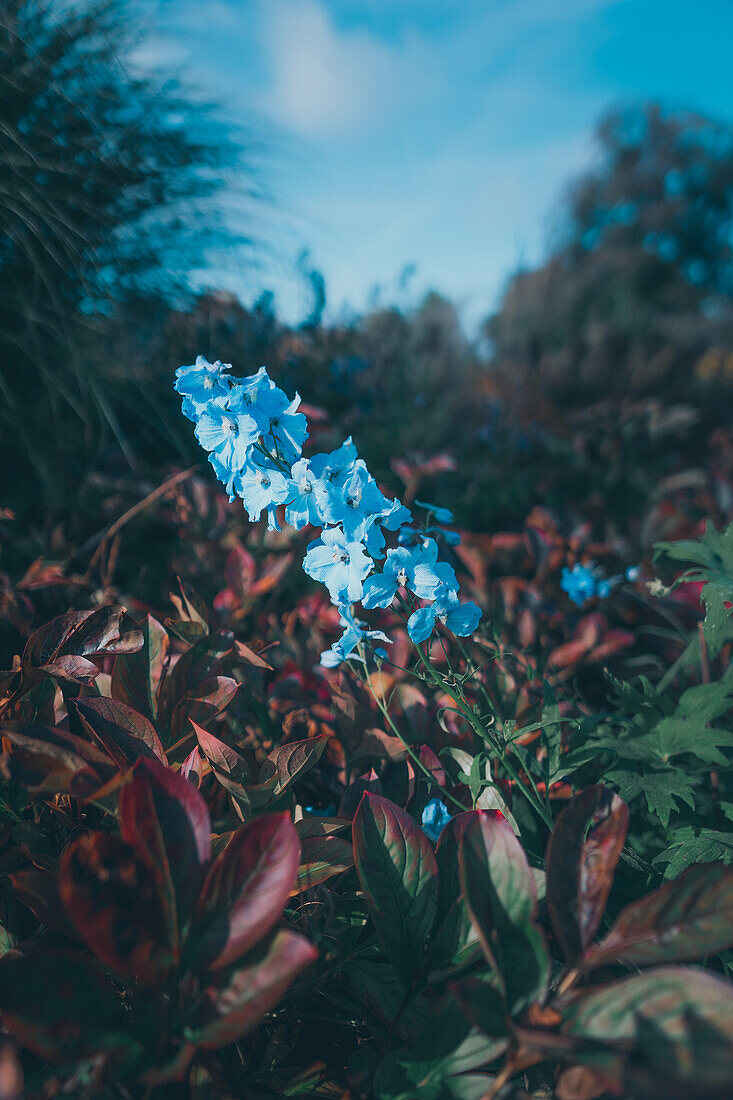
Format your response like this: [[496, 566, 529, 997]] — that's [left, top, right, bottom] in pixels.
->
[[176, 360, 482, 667]]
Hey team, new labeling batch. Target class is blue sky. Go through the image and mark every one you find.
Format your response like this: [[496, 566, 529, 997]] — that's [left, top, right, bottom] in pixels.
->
[[142, 0, 733, 326]]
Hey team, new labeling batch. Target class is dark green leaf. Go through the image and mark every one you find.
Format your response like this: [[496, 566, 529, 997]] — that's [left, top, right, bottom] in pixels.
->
[[353, 793, 438, 988]]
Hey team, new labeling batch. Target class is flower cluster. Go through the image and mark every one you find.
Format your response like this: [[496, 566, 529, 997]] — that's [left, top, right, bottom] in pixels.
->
[[176, 357, 482, 665], [561, 562, 640, 608]]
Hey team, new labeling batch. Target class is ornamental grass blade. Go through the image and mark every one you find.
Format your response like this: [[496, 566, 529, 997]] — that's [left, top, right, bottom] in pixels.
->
[[193, 930, 317, 1050], [459, 811, 548, 1016], [59, 832, 175, 984], [190, 812, 300, 972], [352, 792, 438, 989], [586, 862, 733, 970], [546, 785, 628, 966]]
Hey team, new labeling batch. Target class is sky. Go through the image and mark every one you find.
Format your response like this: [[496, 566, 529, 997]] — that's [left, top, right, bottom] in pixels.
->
[[141, 0, 733, 327]]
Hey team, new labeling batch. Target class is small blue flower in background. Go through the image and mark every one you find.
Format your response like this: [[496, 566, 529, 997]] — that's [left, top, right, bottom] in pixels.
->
[[561, 562, 630, 608], [408, 585, 482, 644], [421, 797, 452, 843], [626, 565, 640, 582], [415, 499, 454, 525], [303, 527, 372, 604]]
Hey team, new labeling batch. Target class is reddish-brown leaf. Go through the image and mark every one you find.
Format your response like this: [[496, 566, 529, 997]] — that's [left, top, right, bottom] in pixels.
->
[[546, 785, 628, 966], [190, 813, 300, 972], [193, 930, 316, 1050], [60, 832, 174, 984], [119, 757, 211, 939], [73, 697, 166, 767]]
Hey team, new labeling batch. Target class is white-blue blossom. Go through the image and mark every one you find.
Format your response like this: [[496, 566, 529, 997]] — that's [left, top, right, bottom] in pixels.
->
[[175, 360, 483, 667], [303, 527, 372, 604], [407, 586, 482, 644], [320, 606, 391, 668]]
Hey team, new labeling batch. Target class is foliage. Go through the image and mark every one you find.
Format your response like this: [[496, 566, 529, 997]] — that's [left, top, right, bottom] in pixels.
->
[[487, 102, 733, 406], [0, 0, 248, 512], [1, 442, 733, 1096]]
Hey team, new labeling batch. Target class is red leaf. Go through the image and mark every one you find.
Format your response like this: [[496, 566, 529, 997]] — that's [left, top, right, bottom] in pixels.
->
[[73, 697, 166, 767], [194, 930, 316, 1050], [546, 786, 628, 966], [190, 813, 300, 972], [120, 757, 211, 939], [60, 832, 174, 984]]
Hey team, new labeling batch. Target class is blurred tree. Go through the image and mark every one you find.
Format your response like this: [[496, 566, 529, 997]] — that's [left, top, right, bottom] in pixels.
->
[[0, 0, 250, 514], [487, 103, 733, 405]]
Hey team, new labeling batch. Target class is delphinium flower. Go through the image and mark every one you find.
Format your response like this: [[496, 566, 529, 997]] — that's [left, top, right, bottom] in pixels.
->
[[175, 359, 482, 666], [175, 356, 231, 420], [407, 584, 482, 644], [320, 607, 392, 668], [561, 561, 637, 608], [421, 797, 452, 842]]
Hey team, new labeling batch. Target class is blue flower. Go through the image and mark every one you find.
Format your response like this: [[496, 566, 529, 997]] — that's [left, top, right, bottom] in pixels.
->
[[195, 400, 260, 470], [285, 458, 324, 530], [265, 393, 308, 462], [407, 586, 482, 644], [303, 527, 372, 604], [362, 544, 457, 610], [319, 464, 390, 542], [561, 564, 601, 608], [626, 565, 640, 582], [175, 357, 231, 418], [421, 797, 451, 842], [320, 606, 392, 667], [415, 499, 454, 525], [237, 460, 290, 529], [309, 437, 360, 486]]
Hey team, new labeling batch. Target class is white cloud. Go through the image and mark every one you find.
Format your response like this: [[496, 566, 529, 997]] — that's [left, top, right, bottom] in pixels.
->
[[256, 0, 419, 139]]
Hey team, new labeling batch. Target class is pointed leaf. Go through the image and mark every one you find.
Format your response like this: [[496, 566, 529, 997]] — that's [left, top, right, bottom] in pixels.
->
[[190, 813, 300, 972], [73, 697, 166, 766], [120, 757, 211, 939], [562, 966, 733, 1098], [460, 811, 548, 1015], [111, 613, 169, 721], [260, 734, 329, 796], [352, 792, 438, 988], [546, 786, 628, 966], [586, 863, 733, 970], [296, 835, 354, 892], [193, 930, 317, 1049]]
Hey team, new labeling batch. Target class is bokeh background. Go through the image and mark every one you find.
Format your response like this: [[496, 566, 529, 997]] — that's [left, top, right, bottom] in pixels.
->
[[2, 0, 733, 601]]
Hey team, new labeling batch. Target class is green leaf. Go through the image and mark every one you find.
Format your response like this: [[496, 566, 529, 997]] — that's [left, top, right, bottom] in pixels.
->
[[609, 767, 696, 829], [587, 863, 733, 969], [546, 786, 628, 966], [562, 966, 733, 1098], [654, 828, 733, 878], [459, 812, 548, 1015], [655, 521, 733, 657], [352, 793, 438, 989]]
